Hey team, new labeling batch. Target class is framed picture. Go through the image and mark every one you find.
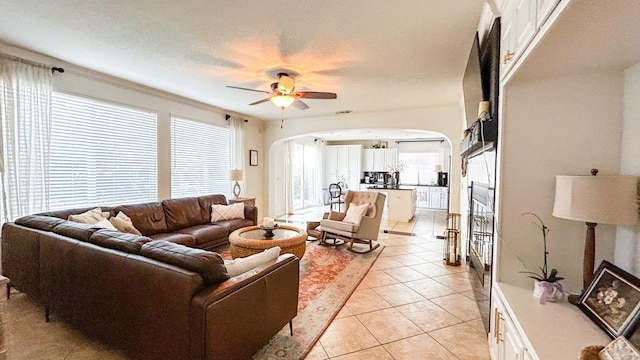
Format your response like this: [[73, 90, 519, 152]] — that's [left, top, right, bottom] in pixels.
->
[[579, 260, 640, 339], [599, 336, 640, 360], [380, 141, 388, 149], [249, 150, 258, 166]]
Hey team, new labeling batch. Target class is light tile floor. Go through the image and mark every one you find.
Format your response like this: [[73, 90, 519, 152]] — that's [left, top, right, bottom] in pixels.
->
[[279, 208, 491, 360]]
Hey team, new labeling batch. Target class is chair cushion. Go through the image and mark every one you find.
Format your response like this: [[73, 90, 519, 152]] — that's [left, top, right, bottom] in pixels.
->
[[148, 232, 197, 247], [176, 225, 229, 245], [343, 203, 369, 225], [213, 219, 254, 234], [162, 197, 205, 230], [348, 191, 380, 218], [320, 219, 358, 233], [224, 246, 281, 277], [140, 241, 229, 285], [115, 202, 167, 236]]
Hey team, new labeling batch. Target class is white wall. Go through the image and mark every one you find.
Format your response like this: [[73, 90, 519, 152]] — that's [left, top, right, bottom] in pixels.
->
[[264, 106, 464, 217], [0, 43, 266, 209], [615, 61, 640, 276], [497, 71, 624, 293]]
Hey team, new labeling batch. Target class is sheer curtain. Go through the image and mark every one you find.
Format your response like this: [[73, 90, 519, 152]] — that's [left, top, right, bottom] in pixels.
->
[[314, 139, 325, 206], [284, 140, 294, 215], [229, 116, 245, 195], [0, 55, 52, 222]]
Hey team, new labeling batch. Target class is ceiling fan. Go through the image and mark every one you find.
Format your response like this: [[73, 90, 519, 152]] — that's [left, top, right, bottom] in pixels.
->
[[227, 72, 337, 110]]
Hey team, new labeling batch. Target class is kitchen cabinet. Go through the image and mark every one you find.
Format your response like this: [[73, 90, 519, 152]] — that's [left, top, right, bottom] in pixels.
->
[[415, 186, 447, 210], [536, 0, 560, 27], [361, 148, 398, 172], [501, 0, 537, 78], [371, 188, 415, 222], [324, 145, 361, 190]]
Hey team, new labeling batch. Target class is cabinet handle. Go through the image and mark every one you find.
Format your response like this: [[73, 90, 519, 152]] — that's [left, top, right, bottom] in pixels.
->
[[503, 50, 515, 64], [493, 308, 499, 343]]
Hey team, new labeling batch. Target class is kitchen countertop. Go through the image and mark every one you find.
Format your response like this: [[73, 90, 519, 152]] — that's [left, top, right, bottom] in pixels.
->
[[366, 185, 416, 191], [361, 183, 447, 188]]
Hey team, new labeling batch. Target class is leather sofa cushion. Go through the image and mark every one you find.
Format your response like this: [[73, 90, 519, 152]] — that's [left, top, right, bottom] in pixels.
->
[[40, 206, 116, 220], [15, 215, 66, 232], [115, 202, 167, 235], [148, 232, 197, 247], [52, 221, 100, 242], [214, 219, 254, 234], [88, 229, 152, 254], [162, 197, 205, 230], [140, 241, 229, 284], [176, 225, 228, 245], [197, 195, 228, 223]]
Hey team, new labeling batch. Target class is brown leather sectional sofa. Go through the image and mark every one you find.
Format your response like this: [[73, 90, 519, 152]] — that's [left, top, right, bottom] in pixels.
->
[[1, 194, 300, 360]]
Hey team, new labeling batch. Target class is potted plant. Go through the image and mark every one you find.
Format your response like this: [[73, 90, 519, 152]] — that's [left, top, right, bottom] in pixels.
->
[[520, 212, 565, 304]]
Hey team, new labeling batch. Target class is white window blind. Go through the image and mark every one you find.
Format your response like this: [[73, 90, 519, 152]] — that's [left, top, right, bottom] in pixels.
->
[[171, 117, 230, 198], [49, 92, 158, 210], [398, 152, 441, 185]]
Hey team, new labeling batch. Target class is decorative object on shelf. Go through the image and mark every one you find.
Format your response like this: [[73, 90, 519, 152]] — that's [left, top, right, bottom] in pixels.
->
[[552, 169, 639, 304], [443, 213, 461, 266], [578, 260, 640, 340], [599, 336, 640, 360], [231, 169, 243, 198], [249, 150, 258, 166], [380, 141, 388, 149], [519, 213, 565, 304]]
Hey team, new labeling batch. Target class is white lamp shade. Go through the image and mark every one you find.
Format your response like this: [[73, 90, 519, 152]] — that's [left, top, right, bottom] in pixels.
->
[[434, 165, 442, 173], [270, 95, 295, 108], [552, 175, 639, 225], [231, 169, 243, 181]]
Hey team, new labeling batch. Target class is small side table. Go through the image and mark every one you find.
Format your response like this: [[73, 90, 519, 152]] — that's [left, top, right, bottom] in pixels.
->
[[228, 197, 256, 206]]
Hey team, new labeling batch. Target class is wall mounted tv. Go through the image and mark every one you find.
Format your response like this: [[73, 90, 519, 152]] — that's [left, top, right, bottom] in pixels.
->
[[460, 19, 500, 157]]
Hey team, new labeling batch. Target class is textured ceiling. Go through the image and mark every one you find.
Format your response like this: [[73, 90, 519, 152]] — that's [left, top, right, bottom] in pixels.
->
[[0, 0, 484, 121]]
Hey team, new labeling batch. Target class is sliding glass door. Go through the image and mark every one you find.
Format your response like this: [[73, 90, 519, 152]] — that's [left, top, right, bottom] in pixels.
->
[[291, 142, 319, 211]]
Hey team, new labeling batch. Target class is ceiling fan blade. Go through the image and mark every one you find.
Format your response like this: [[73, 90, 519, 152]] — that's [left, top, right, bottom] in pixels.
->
[[295, 91, 337, 99], [292, 99, 309, 110], [227, 85, 272, 94], [248, 98, 272, 106]]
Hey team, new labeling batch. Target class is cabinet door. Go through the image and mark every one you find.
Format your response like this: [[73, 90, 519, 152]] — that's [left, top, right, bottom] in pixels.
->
[[373, 150, 386, 171], [440, 190, 448, 210], [503, 324, 525, 360], [536, 0, 559, 28], [347, 146, 361, 174], [514, 0, 537, 56], [363, 149, 374, 171], [337, 147, 349, 173], [384, 149, 398, 168], [325, 147, 339, 174], [500, 0, 517, 78]]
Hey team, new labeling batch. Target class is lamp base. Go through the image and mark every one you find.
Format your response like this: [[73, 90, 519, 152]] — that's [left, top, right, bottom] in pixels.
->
[[233, 182, 241, 198]]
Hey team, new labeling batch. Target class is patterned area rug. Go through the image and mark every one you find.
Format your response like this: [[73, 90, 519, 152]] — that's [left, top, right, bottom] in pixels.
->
[[252, 241, 383, 359]]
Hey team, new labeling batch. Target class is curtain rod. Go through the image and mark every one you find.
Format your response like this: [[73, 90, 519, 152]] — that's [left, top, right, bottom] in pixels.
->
[[0, 53, 64, 74], [225, 114, 248, 123], [395, 139, 444, 144]]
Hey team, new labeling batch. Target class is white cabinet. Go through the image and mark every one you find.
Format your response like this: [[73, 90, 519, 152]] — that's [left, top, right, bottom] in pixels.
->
[[361, 148, 398, 172], [324, 145, 361, 191], [416, 187, 447, 210], [501, 0, 537, 77], [536, 0, 560, 27], [384, 188, 416, 222], [490, 288, 529, 360]]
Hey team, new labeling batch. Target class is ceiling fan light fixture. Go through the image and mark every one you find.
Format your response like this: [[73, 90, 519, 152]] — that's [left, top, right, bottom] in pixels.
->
[[270, 95, 296, 109]]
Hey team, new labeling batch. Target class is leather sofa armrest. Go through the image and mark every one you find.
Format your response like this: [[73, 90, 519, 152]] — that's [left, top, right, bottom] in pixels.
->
[[192, 254, 296, 305], [244, 205, 258, 225]]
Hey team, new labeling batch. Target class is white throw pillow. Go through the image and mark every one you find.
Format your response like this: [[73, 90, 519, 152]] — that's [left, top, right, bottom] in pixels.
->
[[109, 211, 142, 235], [68, 208, 109, 224], [224, 246, 281, 277], [211, 203, 245, 222], [342, 203, 369, 225], [94, 218, 118, 231]]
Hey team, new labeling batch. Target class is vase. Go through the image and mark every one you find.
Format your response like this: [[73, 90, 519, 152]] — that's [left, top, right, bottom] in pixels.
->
[[389, 173, 397, 187], [533, 279, 564, 304]]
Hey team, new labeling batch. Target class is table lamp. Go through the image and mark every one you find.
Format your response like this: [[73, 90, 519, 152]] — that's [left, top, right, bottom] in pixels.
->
[[552, 169, 638, 303], [231, 169, 243, 198]]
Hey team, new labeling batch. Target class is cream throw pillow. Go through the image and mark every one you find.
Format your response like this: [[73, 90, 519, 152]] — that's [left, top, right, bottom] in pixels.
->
[[109, 211, 142, 235], [94, 218, 118, 231], [68, 208, 109, 224], [211, 203, 245, 222], [343, 203, 369, 225], [224, 246, 281, 277]]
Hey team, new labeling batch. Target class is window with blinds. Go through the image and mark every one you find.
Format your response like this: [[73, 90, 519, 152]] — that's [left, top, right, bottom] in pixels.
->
[[49, 92, 158, 210], [171, 117, 230, 198]]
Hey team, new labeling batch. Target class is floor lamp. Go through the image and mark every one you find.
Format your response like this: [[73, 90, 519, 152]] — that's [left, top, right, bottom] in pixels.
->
[[552, 169, 638, 304]]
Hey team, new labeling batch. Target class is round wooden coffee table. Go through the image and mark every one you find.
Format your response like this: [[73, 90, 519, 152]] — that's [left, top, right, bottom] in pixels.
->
[[229, 225, 307, 259]]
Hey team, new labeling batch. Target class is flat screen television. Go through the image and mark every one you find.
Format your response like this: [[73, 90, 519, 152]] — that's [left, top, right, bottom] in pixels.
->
[[462, 32, 485, 130], [460, 19, 500, 157]]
